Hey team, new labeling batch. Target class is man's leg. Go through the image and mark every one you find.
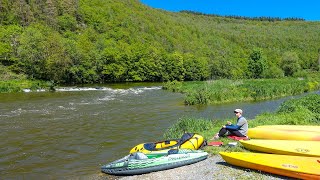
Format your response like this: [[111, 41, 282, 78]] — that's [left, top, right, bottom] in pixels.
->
[[218, 128, 228, 137], [229, 129, 246, 137]]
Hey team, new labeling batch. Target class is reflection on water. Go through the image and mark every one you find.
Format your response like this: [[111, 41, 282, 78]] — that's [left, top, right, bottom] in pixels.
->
[[0, 84, 319, 179]]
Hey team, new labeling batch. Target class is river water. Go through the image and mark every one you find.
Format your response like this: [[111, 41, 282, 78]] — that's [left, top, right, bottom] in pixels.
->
[[0, 83, 318, 179]]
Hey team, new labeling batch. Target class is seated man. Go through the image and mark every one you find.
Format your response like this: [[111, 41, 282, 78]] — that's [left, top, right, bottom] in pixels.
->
[[213, 109, 248, 139]]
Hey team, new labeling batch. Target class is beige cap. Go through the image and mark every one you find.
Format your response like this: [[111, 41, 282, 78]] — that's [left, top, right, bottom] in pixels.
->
[[234, 109, 243, 114]]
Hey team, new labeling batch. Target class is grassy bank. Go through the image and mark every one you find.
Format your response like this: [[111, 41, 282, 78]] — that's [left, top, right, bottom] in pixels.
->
[[0, 65, 54, 93], [163, 73, 320, 105], [0, 80, 54, 93], [163, 93, 320, 155]]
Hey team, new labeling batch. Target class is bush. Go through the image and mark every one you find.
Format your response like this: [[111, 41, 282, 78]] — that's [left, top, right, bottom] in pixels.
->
[[281, 51, 301, 76], [293, 70, 308, 78], [262, 65, 284, 78], [184, 88, 210, 105], [247, 48, 267, 79], [277, 94, 320, 114], [277, 94, 320, 122]]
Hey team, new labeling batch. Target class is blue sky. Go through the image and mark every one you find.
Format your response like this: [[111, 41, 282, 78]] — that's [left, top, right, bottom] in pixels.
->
[[140, 0, 320, 21]]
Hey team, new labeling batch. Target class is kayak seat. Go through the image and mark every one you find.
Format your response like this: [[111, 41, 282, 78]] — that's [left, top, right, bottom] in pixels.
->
[[144, 143, 156, 151], [131, 152, 148, 160], [178, 133, 194, 145]]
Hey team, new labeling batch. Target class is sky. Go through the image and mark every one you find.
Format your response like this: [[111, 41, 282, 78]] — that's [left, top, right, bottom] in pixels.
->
[[140, 0, 320, 21]]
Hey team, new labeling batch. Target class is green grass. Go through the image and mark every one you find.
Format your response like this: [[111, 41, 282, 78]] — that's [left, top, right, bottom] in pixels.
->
[[0, 80, 54, 93], [0, 63, 56, 93], [163, 93, 320, 155], [163, 73, 320, 105]]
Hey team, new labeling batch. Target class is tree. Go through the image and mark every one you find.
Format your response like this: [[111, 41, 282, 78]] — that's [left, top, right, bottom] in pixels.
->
[[44, 0, 58, 28], [17, 23, 72, 82], [247, 48, 267, 79], [318, 48, 320, 71], [0, 25, 22, 74], [184, 54, 209, 81], [161, 52, 185, 81], [281, 51, 301, 76]]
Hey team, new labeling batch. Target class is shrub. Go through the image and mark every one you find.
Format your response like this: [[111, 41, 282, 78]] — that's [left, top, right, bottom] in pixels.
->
[[277, 94, 320, 122], [281, 51, 301, 76], [262, 65, 284, 78], [277, 94, 320, 114], [184, 88, 210, 105], [247, 48, 267, 79]]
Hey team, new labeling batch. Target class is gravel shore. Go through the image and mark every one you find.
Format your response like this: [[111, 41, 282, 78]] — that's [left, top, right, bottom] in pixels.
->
[[97, 155, 288, 180]]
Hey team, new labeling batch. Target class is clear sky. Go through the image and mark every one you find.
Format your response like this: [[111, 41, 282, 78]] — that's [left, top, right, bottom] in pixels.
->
[[140, 0, 320, 21]]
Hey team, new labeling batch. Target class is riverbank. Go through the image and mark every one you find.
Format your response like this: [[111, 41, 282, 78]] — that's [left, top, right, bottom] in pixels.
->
[[0, 79, 54, 93], [163, 74, 320, 105]]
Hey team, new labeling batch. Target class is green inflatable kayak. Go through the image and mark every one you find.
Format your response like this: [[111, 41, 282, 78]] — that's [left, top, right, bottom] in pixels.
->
[[101, 149, 208, 175]]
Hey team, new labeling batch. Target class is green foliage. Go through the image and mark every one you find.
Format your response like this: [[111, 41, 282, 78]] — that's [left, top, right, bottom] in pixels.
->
[[0, 65, 25, 80], [1, 0, 320, 84], [277, 94, 320, 121], [0, 25, 22, 68], [161, 52, 185, 81], [165, 76, 320, 105], [261, 64, 284, 78], [57, 14, 77, 32], [250, 94, 320, 126], [247, 48, 267, 78], [307, 81, 320, 91], [0, 80, 51, 93], [163, 117, 215, 139], [17, 23, 72, 83], [183, 54, 209, 81], [185, 87, 210, 105], [281, 51, 301, 76], [181, 10, 306, 22], [162, 80, 183, 92], [252, 109, 317, 126]]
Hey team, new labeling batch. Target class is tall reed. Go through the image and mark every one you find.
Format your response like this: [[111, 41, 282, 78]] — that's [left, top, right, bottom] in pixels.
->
[[163, 117, 215, 139]]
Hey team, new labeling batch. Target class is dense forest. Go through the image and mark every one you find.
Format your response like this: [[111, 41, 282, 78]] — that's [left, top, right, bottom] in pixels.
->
[[1, 0, 320, 84]]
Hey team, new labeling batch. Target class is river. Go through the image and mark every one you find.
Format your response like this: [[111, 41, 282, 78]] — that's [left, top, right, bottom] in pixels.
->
[[0, 83, 318, 179]]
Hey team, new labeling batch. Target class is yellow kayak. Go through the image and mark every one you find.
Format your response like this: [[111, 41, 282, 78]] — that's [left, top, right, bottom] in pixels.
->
[[256, 125, 320, 133], [248, 127, 320, 141], [130, 133, 205, 154], [219, 152, 320, 179], [240, 139, 320, 157]]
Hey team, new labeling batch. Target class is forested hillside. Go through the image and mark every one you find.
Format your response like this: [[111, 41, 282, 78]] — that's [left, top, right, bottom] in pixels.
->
[[1, 0, 320, 84]]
